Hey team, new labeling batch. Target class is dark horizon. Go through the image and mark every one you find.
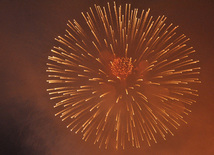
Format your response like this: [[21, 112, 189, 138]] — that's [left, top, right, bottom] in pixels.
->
[[1, 0, 214, 154]]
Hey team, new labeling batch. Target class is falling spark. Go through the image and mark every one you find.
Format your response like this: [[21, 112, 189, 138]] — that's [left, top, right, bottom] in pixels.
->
[[47, 2, 200, 149]]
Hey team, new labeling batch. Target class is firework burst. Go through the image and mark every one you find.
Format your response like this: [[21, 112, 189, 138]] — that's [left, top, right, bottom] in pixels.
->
[[47, 2, 200, 149]]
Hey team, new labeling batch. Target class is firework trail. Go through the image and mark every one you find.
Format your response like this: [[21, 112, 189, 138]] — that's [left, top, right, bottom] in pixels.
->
[[47, 2, 200, 149]]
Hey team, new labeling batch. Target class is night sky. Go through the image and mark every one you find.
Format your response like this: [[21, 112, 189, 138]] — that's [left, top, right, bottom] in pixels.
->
[[1, 0, 214, 154]]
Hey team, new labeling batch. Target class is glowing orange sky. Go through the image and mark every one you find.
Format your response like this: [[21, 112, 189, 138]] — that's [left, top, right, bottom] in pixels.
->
[[0, 0, 213, 154]]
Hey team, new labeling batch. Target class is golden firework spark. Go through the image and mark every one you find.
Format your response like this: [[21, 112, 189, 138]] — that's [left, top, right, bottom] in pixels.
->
[[47, 2, 200, 149]]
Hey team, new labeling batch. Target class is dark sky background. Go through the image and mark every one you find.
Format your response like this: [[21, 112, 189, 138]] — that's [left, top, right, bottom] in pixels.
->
[[1, 0, 214, 154]]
